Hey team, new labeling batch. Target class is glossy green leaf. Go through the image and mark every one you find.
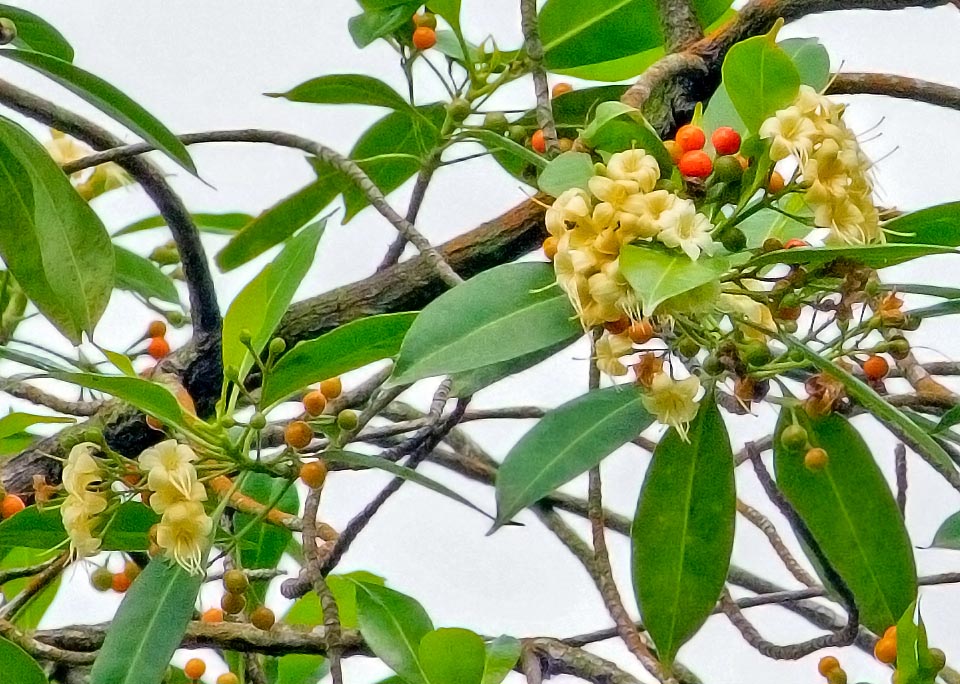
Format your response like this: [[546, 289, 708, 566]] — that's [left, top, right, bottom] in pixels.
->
[[721, 32, 800, 132], [632, 396, 735, 667], [325, 451, 491, 520], [884, 201, 960, 247], [235, 473, 298, 604], [325, 571, 387, 629], [51, 372, 186, 429], [0, 432, 36, 456], [449, 339, 574, 398], [551, 47, 663, 82], [100, 347, 137, 376], [391, 263, 581, 385], [780, 37, 831, 90], [90, 558, 205, 684], [353, 581, 435, 684], [749, 243, 955, 270], [774, 410, 916, 632], [222, 220, 325, 380], [349, 2, 420, 48], [620, 245, 730, 316], [481, 636, 521, 684], [896, 603, 923, 683], [934, 404, 960, 434], [426, 0, 462, 30], [276, 654, 329, 684], [114, 246, 180, 304], [420, 628, 486, 684], [579, 101, 671, 170], [701, 81, 745, 140], [495, 385, 653, 529], [0, 49, 195, 174], [267, 73, 411, 110], [1, 546, 60, 629], [0, 501, 158, 550], [736, 197, 810, 249], [0, 412, 73, 439], [262, 312, 416, 407], [537, 151, 594, 196], [0, 636, 46, 684], [115, 212, 253, 237], [0, 116, 114, 344], [930, 510, 960, 550], [0, 4, 73, 61]]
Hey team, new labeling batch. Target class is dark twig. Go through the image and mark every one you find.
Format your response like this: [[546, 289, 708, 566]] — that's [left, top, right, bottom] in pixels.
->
[[737, 499, 817, 587], [378, 154, 440, 271], [0, 377, 102, 416], [895, 443, 908, 517], [829, 72, 960, 112], [519, 0, 558, 154]]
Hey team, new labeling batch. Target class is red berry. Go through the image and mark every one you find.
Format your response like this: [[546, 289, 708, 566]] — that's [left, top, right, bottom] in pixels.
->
[[863, 355, 890, 381], [711, 126, 741, 155], [111, 572, 132, 593], [874, 636, 897, 664], [784, 238, 808, 249], [678, 150, 712, 178], [412, 26, 437, 51], [1, 494, 25, 519], [531, 129, 546, 154], [147, 336, 170, 360], [201, 608, 223, 623], [675, 124, 706, 152]]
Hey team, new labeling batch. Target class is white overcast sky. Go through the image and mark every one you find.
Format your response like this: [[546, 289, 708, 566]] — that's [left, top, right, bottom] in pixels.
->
[[5, 2, 960, 683]]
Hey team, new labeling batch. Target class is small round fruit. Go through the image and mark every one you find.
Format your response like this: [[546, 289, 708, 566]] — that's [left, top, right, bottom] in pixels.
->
[[112, 572, 132, 593], [627, 319, 654, 345], [780, 424, 808, 452], [124, 561, 141, 581], [863, 355, 889, 381], [223, 569, 249, 595], [507, 125, 527, 143], [269, 337, 286, 356], [557, 138, 574, 153], [303, 390, 327, 417], [184, 658, 206, 680], [337, 409, 359, 431], [719, 227, 746, 253], [784, 238, 808, 249], [675, 124, 706, 152], [147, 320, 167, 338], [531, 129, 546, 154], [147, 336, 170, 360], [483, 111, 509, 133], [543, 235, 559, 261], [888, 336, 910, 360], [818, 655, 841, 676], [762, 237, 784, 253], [551, 82, 573, 98], [251, 605, 276, 631], [678, 336, 700, 358], [320, 377, 342, 400], [743, 342, 772, 367], [284, 420, 313, 450], [711, 126, 741, 155], [201, 607, 224, 623], [0, 18, 17, 45], [926, 648, 946, 672], [412, 11, 437, 29], [663, 140, 683, 165], [768, 170, 786, 193], [221, 591, 246, 615], [826, 670, 848, 684], [702, 354, 723, 375], [874, 636, 897, 664], [412, 26, 437, 51], [1, 494, 25, 519], [91, 567, 114, 592], [714, 155, 743, 183], [883, 625, 897, 640], [300, 460, 328, 489], [678, 150, 713, 178], [804, 447, 829, 471], [217, 674, 241, 684], [249, 412, 267, 430]]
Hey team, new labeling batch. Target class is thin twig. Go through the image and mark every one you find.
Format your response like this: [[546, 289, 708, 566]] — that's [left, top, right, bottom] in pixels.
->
[[737, 499, 818, 587], [378, 154, 440, 271], [829, 72, 960, 112], [519, 0, 558, 154], [895, 443, 908, 517], [0, 377, 102, 416]]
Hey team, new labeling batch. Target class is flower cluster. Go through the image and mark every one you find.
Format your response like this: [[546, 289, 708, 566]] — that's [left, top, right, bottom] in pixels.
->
[[760, 85, 880, 245], [61, 443, 108, 558], [139, 440, 211, 574], [44, 129, 132, 201]]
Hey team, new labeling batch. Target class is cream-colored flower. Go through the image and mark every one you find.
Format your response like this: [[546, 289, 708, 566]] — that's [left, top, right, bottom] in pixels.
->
[[77, 163, 133, 200], [605, 149, 660, 193], [62, 443, 101, 498], [760, 106, 817, 161], [719, 293, 776, 341], [816, 197, 868, 245], [588, 176, 640, 214], [139, 440, 206, 511], [656, 199, 718, 261], [45, 130, 92, 174], [641, 373, 701, 441], [156, 500, 212, 575], [795, 85, 835, 119], [619, 189, 678, 241], [595, 332, 634, 377], [803, 138, 851, 205], [61, 492, 107, 558], [546, 188, 592, 238]]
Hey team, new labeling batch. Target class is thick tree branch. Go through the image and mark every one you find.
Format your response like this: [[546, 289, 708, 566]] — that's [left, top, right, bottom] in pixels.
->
[[829, 72, 960, 111], [654, 0, 703, 52]]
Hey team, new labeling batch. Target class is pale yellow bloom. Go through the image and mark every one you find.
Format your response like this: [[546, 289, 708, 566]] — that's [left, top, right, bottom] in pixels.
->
[[139, 440, 206, 513], [77, 163, 133, 200], [795, 85, 835, 119], [45, 130, 92, 174], [156, 500, 212, 575], [816, 197, 867, 245], [642, 373, 701, 441], [62, 443, 102, 498], [759, 106, 817, 161], [605, 149, 660, 193], [546, 188, 592, 238], [718, 293, 776, 341], [656, 199, 718, 261], [595, 332, 634, 377], [620, 189, 678, 241], [803, 138, 851, 205], [588, 176, 640, 216], [61, 492, 107, 558]]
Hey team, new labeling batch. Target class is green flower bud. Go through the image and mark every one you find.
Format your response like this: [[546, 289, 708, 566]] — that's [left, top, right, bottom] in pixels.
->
[[0, 18, 17, 46], [249, 412, 267, 430]]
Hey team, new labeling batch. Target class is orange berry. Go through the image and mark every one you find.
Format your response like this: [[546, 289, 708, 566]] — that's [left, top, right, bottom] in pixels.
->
[[863, 355, 889, 381], [875, 636, 898, 664], [412, 26, 436, 50], [303, 390, 327, 417], [711, 126, 741, 155], [201, 608, 224, 623], [1, 494, 25, 519], [627, 319, 654, 345], [543, 235, 559, 261], [663, 140, 683, 165], [111, 572, 132, 593], [124, 560, 141, 581], [604, 316, 630, 335], [784, 238, 808, 249], [804, 447, 829, 471], [675, 124, 706, 152], [184, 658, 206, 680], [531, 129, 546, 154], [319, 377, 342, 400], [251, 605, 276, 631], [551, 82, 573, 98], [147, 336, 170, 360], [284, 420, 313, 450], [818, 656, 841, 676], [147, 320, 167, 338], [678, 150, 712, 178], [768, 170, 785, 193], [299, 460, 328, 489], [217, 674, 240, 684], [884, 625, 897, 641]]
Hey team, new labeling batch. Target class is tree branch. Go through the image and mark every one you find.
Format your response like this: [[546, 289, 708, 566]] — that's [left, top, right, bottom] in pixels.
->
[[519, 0, 559, 154], [829, 72, 960, 111]]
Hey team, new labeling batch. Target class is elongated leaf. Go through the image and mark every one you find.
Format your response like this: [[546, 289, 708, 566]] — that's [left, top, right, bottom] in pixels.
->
[[0, 4, 73, 61], [235, 473, 298, 604], [0, 116, 114, 344], [115, 212, 253, 237], [0, 412, 73, 439], [552, 48, 663, 83], [538, 151, 594, 196], [620, 245, 730, 316], [934, 405, 960, 434], [884, 201, 960, 247], [268, 73, 411, 110], [349, 2, 420, 48], [324, 571, 387, 628], [749, 243, 955, 270], [90, 559, 205, 684], [0, 432, 36, 456], [51, 372, 186, 429], [722, 32, 800, 132], [931, 510, 960, 550], [632, 396, 735, 667], [325, 450, 492, 520], [0, 636, 46, 684], [114, 246, 180, 304], [420, 628, 486, 684], [426, 0, 462, 30], [0, 501, 158, 550], [774, 410, 916, 632], [467, 129, 547, 174], [495, 386, 653, 529], [481, 636, 521, 684], [391, 263, 581, 385], [276, 654, 329, 684], [353, 581, 435, 684], [0, 50, 195, 174], [222, 220, 325, 380], [449, 339, 574, 398], [262, 312, 416, 407]]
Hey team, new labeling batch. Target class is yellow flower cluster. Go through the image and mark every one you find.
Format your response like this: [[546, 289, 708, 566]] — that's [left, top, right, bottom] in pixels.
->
[[759, 85, 880, 245], [641, 374, 701, 442], [44, 129, 132, 201], [61, 443, 108, 558], [139, 440, 211, 574]]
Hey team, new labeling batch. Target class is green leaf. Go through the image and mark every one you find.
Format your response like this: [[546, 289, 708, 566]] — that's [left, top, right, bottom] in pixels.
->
[[235, 473, 299, 604], [90, 559, 205, 684], [779, 37, 831, 90], [0, 115, 114, 344], [933, 405, 960, 434], [620, 245, 729, 316], [737, 198, 810, 249], [721, 32, 801, 132], [631, 396, 735, 668], [353, 581, 435, 684], [449, 339, 574, 398], [276, 654, 328, 684], [262, 312, 416, 407], [349, 2, 420, 48], [115, 212, 253, 237], [0, 412, 74, 439], [419, 628, 486, 684], [701, 82, 745, 141], [222, 220, 325, 380], [51, 372, 186, 429], [537, 151, 594, 196], [114, 246, 180, 304], [481, 636, 521, 684], [579, 101, 671, 170], [1, 547, 60, 629], [426, 0, 462, 30], [897, 603, 923, 683], [551, 48, 663, 82], [391, 263, 581, 385], [466, 129, 547, 176], [100, 347, 137, 376], [325, 451, 491, 520], [0, 432, 36, 456], [774, 410, 916, 633], [931, 510, 960, 550], [0, 501, 158, 550], [0, 636, 46, 684], [267, 74, 411, 110], [325, 571, 387, 629], [0, 4, 74, 61], [495, 385, 653, 529], [748, 243, 955, 270], [884, 201, 960, 247], [0, 49, 195, 174]]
